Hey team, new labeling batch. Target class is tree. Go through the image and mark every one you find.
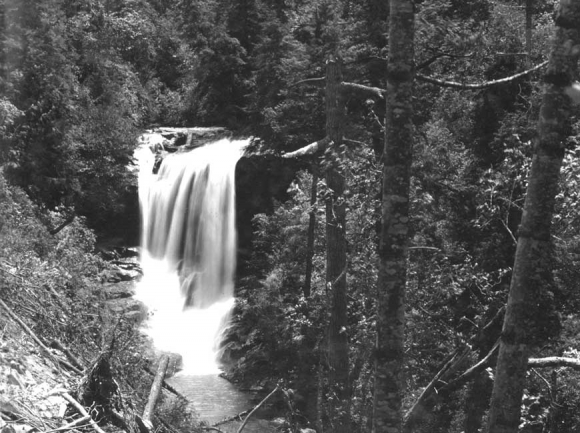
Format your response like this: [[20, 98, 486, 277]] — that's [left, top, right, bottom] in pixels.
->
[[486, 1, 580, 432], [373, 0, 415, 432], [324, 57, 350, 433]]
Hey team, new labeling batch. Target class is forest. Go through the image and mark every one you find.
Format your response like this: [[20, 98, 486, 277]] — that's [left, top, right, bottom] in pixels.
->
[[2, 0, 580, 432]]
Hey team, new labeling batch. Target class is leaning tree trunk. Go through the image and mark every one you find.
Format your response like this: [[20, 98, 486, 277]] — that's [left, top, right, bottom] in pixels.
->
[[486, 2, 580, 433], [373, 0, 415, 432], [324, 57, 350, 433]]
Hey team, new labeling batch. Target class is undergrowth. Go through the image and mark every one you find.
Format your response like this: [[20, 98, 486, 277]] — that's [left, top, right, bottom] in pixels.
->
[[0, 169, 202, 432]]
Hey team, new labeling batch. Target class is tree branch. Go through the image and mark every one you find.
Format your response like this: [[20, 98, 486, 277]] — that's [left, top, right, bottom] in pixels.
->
[[49, 215, 75, 236], [55, 391, 108, 433], [528, 356, 580, 370], [403, 347, 465, 426], [340, 82, 384, 99], [290, 77, 325, 88], [282, 137, 331, 158], [236, 386, 280, 433], [416, 60, 548, 89]]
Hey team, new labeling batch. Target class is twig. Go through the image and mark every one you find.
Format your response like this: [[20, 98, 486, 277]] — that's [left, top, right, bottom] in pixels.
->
[[408, 246, 441, 252], [289, 77, 325, 88], [499, 219, 518, 245], [41, 415, 91, 433], [236, 386, 280, 433], [343, 138, 368, 147], [212, 410, 250, 427], [531, 368, 554, 402]]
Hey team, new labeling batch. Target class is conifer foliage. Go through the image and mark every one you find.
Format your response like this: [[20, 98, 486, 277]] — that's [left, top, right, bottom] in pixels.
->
[[4, 0, 580, 432]]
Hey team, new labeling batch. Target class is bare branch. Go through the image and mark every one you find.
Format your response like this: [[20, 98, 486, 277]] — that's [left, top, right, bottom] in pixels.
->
[[416, 60, 548, 90], [236, 386, 280, 433], [58, 391, 108, 433], [528, 356, 580, 370], [41, 415, 91, 433], [404, 347, 465, 426], [340, 82, 385, 99], [282, 137, 331, 158], [290, 77, 325, 88], [344, 138, 368, 146], [0, 300, 81, 374]]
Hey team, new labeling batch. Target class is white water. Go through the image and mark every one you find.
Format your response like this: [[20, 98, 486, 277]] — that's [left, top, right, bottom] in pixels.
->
[[134, 134, 248, 375]]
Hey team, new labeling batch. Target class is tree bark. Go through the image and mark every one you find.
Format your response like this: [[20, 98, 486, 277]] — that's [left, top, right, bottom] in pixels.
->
[[464, 370, 493, 433], [324, 57, 350, 433], [304, 166, 319, 298], [486, 2, 580, 432], [526, 0, 533, 68], [373, 0, 415, 432]]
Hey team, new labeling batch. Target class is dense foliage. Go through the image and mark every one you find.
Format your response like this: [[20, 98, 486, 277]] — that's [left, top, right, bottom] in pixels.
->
[[3, 0, 580, 432]]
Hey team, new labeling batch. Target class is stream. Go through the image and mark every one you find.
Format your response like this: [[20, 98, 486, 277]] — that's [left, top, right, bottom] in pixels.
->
[[167, 374, 276, 432]]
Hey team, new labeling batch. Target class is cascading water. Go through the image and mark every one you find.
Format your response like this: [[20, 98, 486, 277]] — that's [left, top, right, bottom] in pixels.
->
[[134, 134, 249, 375]]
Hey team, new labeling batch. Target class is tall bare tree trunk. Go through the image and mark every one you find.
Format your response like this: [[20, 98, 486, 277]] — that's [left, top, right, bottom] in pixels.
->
[[486, 2, 580, 432], [373, 0, 415, 431], [304, 166, 318, 298], [324, 57, 350, 433]]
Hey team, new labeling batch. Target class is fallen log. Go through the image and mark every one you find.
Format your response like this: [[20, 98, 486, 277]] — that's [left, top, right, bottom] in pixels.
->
[[143, 365, 188, 400], [137, 355, 170, 433]]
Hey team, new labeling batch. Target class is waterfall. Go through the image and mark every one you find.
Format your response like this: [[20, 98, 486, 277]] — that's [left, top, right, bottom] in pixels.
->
[[134, 134, 248, 375]]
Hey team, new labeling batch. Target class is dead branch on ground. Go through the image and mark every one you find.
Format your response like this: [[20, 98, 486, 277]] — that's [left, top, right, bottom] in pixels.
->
[[0, 299, 81, 374]]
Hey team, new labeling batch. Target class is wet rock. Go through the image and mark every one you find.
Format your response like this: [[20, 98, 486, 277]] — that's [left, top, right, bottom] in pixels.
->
[[105, 298, 147, 324], [102, 282, 136, 299], [100, 267, 141, 283]]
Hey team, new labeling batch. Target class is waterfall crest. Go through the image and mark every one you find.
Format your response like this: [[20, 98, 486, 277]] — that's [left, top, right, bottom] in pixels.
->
[[134, 135, 248, 374]]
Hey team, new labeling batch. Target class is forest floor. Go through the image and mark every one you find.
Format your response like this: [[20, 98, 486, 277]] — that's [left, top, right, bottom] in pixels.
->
[[0, 318, 76, 433]]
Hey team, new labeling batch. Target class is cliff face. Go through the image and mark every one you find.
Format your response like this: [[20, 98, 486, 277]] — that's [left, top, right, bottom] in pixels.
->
[[235, 153, 304, 277]]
